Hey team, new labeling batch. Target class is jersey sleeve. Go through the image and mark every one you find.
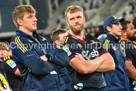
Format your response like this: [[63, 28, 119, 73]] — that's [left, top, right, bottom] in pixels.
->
[[47, 48, 70, 67], [3, 56, 17, 74], [42, 37, 70, 67], [12, 36, 55, 75], [125, 46, 133, 61], [96, 39, 108, 56]]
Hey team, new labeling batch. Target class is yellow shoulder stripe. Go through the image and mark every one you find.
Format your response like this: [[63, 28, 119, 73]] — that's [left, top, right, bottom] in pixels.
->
[[4, 56, 10, 61], [63, 36, 69, 43], [104, 39, 110, 51], [15, 36, 28, 53], [120, 41, 126, 51]]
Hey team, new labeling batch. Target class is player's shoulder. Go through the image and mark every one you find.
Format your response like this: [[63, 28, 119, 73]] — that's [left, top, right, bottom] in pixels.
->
[[86, 34, 99, 42], [63, 35, 74, 44], [14, 35, 28, 43]]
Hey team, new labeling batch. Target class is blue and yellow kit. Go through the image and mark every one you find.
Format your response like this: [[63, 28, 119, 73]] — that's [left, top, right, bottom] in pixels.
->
[[103, 33, 129, 91], [12, 30, 68, 91]]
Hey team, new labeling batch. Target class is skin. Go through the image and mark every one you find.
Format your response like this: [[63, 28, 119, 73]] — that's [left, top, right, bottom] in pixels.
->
[[65, 11, 115, 74], [0, 49, 8, 61], [107, 22, 122, 38], [55, 32, 68, 49]]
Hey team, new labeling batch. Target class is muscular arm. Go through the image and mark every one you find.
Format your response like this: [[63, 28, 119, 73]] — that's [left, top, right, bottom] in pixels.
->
[[96, 53, 115, 72], [14, 68, 21, 76], [125, 60, 136, 80], [70, 56, 104, 74]]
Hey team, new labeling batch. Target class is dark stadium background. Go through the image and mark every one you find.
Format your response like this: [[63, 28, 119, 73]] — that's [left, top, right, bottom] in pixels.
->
[[0, 0, 135, 42]]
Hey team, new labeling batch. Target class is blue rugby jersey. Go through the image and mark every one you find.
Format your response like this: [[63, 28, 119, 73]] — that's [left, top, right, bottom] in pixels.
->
[[103, 33, 129, 91], [121, 40, 136, 90], [12, 30, 67, 91], [62, 33, 108, 90]]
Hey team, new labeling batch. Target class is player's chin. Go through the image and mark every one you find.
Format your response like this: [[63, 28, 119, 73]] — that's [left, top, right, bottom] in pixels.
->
[[118, 32, 121, 35], [32, 27, 37, 31]]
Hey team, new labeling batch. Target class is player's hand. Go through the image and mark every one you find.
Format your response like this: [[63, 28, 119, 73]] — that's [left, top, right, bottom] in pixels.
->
[[40, 55, 48, 61], [75, 53, 85, 60]]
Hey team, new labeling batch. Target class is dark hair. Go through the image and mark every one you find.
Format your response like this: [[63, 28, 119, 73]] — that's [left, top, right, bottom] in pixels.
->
[[121, 21, 131, 31], [133, 17, 136, 29]]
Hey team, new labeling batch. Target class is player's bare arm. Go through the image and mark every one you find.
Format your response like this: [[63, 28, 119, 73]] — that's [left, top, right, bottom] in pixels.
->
[[125, 60, 136, 80], [96, 53, 115, 72], [70, 56, 104, 74]]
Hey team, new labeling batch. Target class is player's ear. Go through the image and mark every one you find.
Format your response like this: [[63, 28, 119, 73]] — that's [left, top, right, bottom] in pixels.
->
[[106, 26, 111, 32], [66, 19, 69, 26], [17, 18, 23, 26], [55, 40, 59, 46]]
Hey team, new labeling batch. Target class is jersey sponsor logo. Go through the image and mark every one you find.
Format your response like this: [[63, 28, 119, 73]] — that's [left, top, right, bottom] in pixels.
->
[[82, 49, 99, 60], [6, 59, 16, 69], [62, 45, 71, 56]]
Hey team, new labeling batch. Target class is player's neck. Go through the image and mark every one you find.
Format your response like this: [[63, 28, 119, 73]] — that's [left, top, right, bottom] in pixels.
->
[[121, 37, 131, 42], [19, 27, 33, 36], [69, 30, 84, 40]]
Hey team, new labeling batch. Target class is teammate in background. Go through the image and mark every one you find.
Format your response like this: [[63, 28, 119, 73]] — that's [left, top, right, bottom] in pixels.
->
[[121, 21, 136, 91], [102, 16, 129, 91], [3, 47, 23, 91], [62, 5, 115, 91], [0, 42, 11, 91], [51, 28, 72, 91], [12, 5, 68, 91]]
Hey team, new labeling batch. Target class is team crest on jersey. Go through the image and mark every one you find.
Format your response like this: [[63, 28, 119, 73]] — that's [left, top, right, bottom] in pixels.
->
[[42, 37, 46, 41], [28, 40, 33, 43], [6, 59, 16, 69], [91, 40, 97, 44], [62, 45, 71, 56]]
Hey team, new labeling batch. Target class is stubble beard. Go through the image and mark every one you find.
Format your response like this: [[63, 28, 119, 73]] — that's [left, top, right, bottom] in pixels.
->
[[70, 23, 84, 35], [127, 33, 136, 41]]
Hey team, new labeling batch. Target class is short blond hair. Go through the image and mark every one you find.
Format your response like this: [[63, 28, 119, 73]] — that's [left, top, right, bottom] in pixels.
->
[[0, 42, 9, 51], [12, 5, 36, 28], [65, 5, 83, 18]]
